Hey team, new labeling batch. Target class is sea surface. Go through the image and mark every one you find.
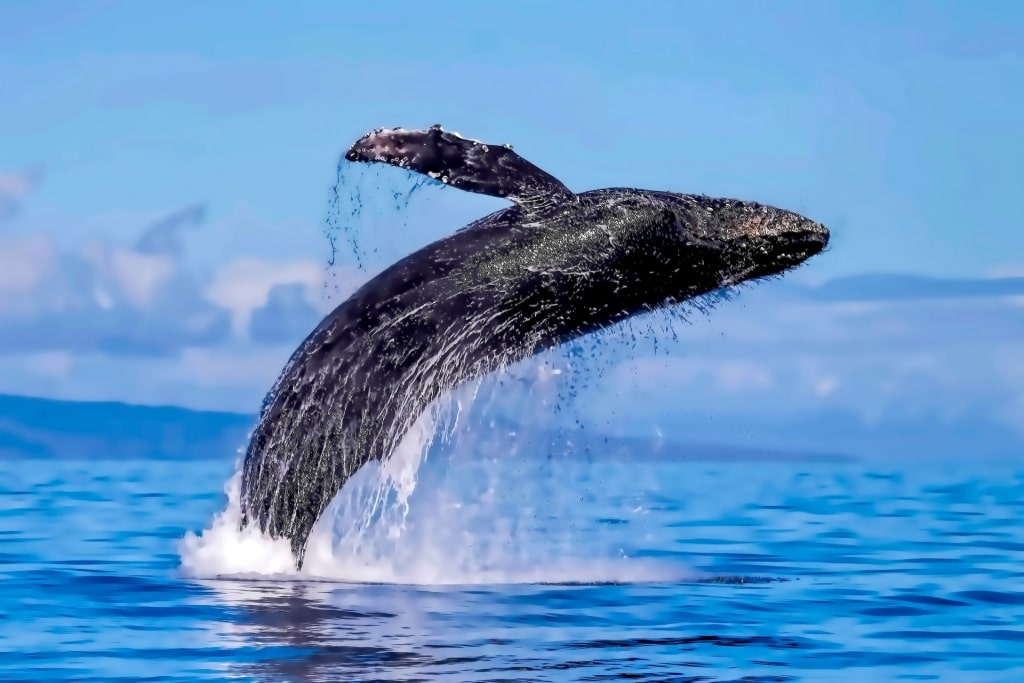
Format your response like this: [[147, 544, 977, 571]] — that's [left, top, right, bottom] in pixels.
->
[[3, 451, 1023, 682]]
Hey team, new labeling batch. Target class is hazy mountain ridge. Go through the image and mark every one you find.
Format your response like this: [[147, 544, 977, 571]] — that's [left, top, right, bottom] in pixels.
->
[[0, 393, 854, 462], [2, 392, 1019, 462], [0, 394, 254, 460]]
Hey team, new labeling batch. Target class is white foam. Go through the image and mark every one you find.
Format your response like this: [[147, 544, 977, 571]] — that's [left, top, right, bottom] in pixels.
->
[[178, 378, 696, 586], [178, 469, 299, 579], [177, 407, 441, 582]]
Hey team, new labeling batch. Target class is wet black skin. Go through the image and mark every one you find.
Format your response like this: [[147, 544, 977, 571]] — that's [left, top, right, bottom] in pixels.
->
[[238, 127, 830, 568]]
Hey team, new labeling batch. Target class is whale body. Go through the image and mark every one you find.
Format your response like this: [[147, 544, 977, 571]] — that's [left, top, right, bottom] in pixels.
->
[[238, 125, 830, 567]]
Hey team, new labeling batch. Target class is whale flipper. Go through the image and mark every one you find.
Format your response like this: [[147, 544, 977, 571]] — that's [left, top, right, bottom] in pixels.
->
[[345, 125, 575, 214]]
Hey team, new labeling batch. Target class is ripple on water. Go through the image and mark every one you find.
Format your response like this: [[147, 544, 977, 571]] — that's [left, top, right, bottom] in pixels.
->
[[1, 458, 1023, 682]]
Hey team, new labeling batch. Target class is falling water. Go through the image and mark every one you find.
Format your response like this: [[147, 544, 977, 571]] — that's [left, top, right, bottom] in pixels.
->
[[180, 159, 698, 584]]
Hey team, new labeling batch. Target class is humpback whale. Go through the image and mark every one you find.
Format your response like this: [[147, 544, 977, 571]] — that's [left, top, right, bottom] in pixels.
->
[[239, 125, 830, 568]]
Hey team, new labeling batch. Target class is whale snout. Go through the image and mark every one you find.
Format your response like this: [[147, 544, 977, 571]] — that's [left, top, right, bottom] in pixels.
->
[[742, 210, 830, 279], [689, 200, 831, 285], [803, 218, 830, 248], [786, 216, 830, 260]]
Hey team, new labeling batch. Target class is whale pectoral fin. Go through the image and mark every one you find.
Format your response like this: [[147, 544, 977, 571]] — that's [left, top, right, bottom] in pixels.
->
[[345, 125, 574, 213]]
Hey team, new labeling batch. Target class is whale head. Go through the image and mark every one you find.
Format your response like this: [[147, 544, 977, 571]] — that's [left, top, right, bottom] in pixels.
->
[[674, 193, 830, 288], [568, 189, 829, 310], [557, 188, 827, 319]]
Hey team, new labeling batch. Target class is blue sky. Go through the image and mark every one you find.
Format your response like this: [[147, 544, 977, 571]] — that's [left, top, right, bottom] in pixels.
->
[[1, 1, 1022, 453]]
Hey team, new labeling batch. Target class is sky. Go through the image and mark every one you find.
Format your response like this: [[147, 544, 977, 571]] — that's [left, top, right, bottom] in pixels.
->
[[0, 1, 1022, 455]]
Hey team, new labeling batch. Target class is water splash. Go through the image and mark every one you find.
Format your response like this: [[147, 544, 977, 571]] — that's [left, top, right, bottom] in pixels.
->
[[324, 162, 443, 274], [180, 159, 703, 585], [180, 376, 696, 585], [179, 466, 297, 580]]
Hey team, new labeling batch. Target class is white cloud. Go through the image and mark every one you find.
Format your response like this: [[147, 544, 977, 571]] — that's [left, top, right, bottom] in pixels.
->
[[28, 351, 74, 378], [1, 266, 1022, 442], [0, 191, 378, 411], [613, 356, 773, 395], [553, 275, 1024, 438], [100, 247, 177, 309], [0, 180, 1021, 444], [988, 264, 1024, 278], [0, 234, 57, 301], [0, 198, 374, 357], [0, 169, 42, 222], [715, 359, 774, 391], [155, 345, 294, 392], [204, 258, 339, 336], [0, 344, 292, 413], [814, 375, 840, 397]]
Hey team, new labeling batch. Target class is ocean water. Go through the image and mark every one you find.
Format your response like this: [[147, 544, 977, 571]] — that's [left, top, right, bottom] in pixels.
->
[[3, 443, 1023, 683]]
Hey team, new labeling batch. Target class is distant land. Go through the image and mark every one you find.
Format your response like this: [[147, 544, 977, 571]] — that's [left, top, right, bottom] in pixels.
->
[[0, 393, 253, 460], [2, 392, 1020, 462], [0, 393, 854, 463]]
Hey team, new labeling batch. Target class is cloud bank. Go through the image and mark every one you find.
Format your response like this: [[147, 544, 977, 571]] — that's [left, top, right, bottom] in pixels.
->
[[0, 177, 1019, 457], [808, 273, 1024, 302], [0, 204, 351, 357], [0, 169, 42, 224]]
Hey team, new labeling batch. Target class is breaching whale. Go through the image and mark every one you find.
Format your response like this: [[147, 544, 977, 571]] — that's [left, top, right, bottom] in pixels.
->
[[239, 125, 830, 568]]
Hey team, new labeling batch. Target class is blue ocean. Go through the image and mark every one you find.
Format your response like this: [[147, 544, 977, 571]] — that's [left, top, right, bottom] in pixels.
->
[[4, 428, 1023, 682]]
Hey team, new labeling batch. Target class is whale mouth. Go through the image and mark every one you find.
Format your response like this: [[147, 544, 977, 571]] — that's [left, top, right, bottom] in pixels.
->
[[776, 224, 830, 264], [717, 225, 829, 287]]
